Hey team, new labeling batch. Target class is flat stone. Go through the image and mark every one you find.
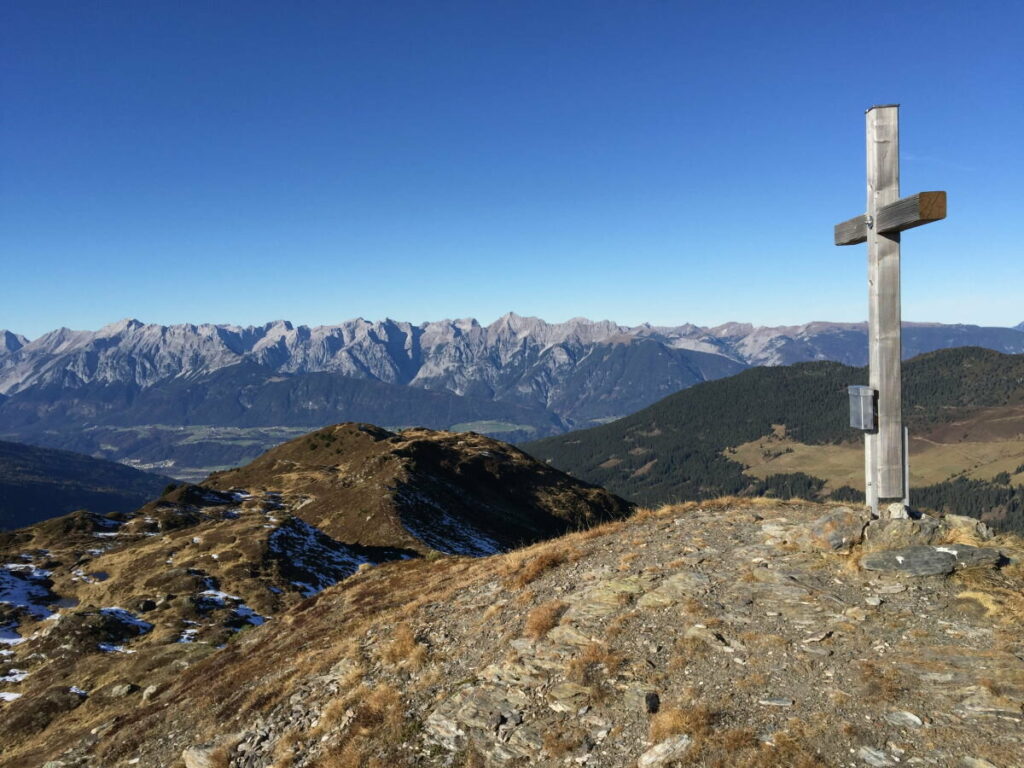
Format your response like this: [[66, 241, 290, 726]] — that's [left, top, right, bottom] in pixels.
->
[[637, 733, 693, 768], [861, 546, 956, 577], [955, 687, 1023, 720], [883, 710, 922, 728], [858, 746, 897, 766], [876, 584, 907, 594], [934, 545, 1003, 569], [637, 571, 710, 608], [425, 684, 531, 751], [547, 682, 591, 713], [757, 698, 794, 707], [865, 597, 883, 606], [960, 758, 999, 768]]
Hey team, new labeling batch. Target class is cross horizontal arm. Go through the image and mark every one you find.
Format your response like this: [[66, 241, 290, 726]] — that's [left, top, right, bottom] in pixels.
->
[[834, 191, 947, 246]]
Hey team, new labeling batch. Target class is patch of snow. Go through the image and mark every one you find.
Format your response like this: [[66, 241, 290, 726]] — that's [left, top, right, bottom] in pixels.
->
[[267, 585, 282, 594], [69, 686, 88, 696], [177, 628, 199, 643], [234, 606, 266, 626], [268, 517, 379, 595], [211, 553, 220, 560], [1, 564, 55, 620], [0, 692, 22, 701], [99, 607, 153, 634], [1, 623, 25, 647], [92, 532, 118, 539], [192, 536, 202, 544], [98, 643, 134, 653], [199, 589, 240, 604], [0, 668, 28, 683], [396, 490, 504, 556]]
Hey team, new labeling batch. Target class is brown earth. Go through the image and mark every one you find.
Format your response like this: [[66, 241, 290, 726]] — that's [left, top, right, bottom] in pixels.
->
[[0, 424, 632, 766], [3, 497, 1022, 767], [204, 423, 634, 554]]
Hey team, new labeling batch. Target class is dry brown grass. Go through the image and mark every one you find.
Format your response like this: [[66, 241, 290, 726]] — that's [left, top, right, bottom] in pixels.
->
[[314, 683, 406, 768], [270, 729, 301, 768], [857, 660, 906, 702], [205, 734, 243, 768], [523, 599, 568, 640], [506, 548, 567, 588], [617, 552, 639, 571], [565, 642, 623, 703], [381, 623, 427, 669], [668, 635, 709, 672], [542, 726, 585, 757], [649, 704, 713, 742], [952, 560, 1024, 624]]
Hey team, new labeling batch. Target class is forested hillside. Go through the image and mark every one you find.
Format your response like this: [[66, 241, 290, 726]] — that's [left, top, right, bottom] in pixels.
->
[[0, 440, 175, 530], [525, 348, 1024, 531]]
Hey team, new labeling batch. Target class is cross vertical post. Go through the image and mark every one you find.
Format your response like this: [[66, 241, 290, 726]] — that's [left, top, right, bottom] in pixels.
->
[[835, 105, 947, 517], [867, 105, 904, 502]]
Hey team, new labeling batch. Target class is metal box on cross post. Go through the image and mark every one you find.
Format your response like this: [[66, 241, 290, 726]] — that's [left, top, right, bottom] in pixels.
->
[[847, 386, 877, 432]]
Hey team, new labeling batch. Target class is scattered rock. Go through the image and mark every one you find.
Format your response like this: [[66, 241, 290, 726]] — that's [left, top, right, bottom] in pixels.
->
[[876, 583, 907, 594], [944, 515, 994, 542], [795, 506, 871, 553], [141, 684, 161, 702], [637, 733, 692, 768], [883, 711, 923, 728], [107, 683, 138, 698], [865, 596, 883, 606], [858, 746, 898, 766]]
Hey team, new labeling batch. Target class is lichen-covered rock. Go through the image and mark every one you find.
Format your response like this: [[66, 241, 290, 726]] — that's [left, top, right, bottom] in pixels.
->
[[794, 506, 871, 552], [862, 517, 945, 550]]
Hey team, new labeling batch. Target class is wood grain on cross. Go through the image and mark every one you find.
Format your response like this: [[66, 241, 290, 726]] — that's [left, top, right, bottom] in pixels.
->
[[834, 105, 947, 512]]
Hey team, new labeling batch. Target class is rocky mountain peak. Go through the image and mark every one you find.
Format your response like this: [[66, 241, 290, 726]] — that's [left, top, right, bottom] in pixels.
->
[[0, 330, 28, 354]]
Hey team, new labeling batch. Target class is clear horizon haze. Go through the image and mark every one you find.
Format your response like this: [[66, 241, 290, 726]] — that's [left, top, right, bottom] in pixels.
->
[[2, 1, 1022, 340]]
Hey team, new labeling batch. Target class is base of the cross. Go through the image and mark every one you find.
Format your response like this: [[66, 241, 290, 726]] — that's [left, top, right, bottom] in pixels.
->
[[863, 427, 910, 519]]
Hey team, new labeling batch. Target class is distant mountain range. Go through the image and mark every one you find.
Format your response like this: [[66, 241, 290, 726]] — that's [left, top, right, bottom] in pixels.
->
[[1, 315, 1022, 479]]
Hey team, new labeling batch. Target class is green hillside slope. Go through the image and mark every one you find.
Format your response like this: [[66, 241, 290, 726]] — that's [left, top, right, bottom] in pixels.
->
[[524, 348, 1024, 530]]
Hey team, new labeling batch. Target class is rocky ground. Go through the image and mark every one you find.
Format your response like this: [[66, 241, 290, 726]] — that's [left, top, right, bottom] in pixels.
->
[[3, 496, 1021, 767]]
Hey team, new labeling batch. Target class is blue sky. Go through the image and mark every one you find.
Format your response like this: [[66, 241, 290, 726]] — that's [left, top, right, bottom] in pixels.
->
[[2, 1, 1022, 339]]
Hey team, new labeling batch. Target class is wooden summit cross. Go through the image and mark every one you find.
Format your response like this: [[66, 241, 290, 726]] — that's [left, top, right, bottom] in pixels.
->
[[834, 105, 947, 515]]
